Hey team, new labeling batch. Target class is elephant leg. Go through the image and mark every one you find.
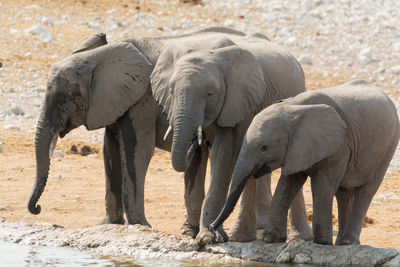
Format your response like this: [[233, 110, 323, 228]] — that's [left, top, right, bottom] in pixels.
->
[[335, 187, 354, 244], [262, 172, 307, 243], [100, 125, 125, 225], [256, 174, 272, 229], [182, 144, 208, 238], [310, 157, 348, 245], [196, 128, 238, 245], [288, 188, 313, 241], [117, 110, 155, 226], [337, 168, 387, 245], [229, 176, 258, 242]]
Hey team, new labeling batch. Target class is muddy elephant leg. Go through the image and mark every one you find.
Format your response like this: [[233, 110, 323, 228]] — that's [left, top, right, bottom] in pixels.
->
[[100, 125, 125, 224], [288, 188, 313, 241], [117, 110, 155, 226], [335, 187, 354, 243], [228, 176, 258, 242], [196, 128, 240, 244], [182, 144, 208, 238], [262, 173, 307, 243]]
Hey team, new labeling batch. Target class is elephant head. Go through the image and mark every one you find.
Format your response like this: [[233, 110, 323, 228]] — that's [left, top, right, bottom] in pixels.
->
[[210, 102, 347, 231], [151, 44, 267, 172], [28, 34, 152, 215]]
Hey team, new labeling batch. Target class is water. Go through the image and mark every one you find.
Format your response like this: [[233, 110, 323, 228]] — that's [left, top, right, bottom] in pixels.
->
[[0, 241, 291, 267]]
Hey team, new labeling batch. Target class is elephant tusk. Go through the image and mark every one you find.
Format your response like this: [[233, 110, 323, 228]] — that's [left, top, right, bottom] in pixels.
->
[[49, 133, 58, 158], [197, 126, 202, 146], [163, 125, 172, 141]]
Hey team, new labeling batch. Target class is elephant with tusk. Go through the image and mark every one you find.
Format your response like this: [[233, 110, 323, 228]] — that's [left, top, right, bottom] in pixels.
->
[[151, 31, 313, 244], [29, 28, 296, 238]]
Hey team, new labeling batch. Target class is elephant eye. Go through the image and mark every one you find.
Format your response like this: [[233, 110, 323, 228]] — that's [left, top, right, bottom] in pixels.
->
[[207, 92, 213, 97], [260, 145, 269, 153]]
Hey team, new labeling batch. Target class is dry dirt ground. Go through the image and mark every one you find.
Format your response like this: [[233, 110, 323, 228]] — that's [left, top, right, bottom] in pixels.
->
[[0, 0, 400, 251]]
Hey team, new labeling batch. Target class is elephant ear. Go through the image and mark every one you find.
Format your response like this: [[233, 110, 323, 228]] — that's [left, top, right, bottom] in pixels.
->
[[150, 44, 194, 121], [281, 104, 347, 176], [215, 46, 267, 127], [72, 33, 107, 54], [84, 41, 152, 130]]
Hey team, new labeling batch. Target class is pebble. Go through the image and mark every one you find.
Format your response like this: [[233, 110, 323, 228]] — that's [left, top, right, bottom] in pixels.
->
[[25, 24, 56, 42], [0, 141, 3, 153], [53, 150, 64, 158], [390, 65, 400, 75], [3, 125, 21, 131], [156, 167, 163, 172], [42, 16, 53, 26], [298, 55, 313, 66], [10, 105, 24, 116]]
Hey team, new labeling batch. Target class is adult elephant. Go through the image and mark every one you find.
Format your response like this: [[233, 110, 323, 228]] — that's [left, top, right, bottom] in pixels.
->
[[151, 33, 312, 244], [27, 28, 278, 237]]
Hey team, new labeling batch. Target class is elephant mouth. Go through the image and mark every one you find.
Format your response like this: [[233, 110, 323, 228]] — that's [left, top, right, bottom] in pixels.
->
[[253, 163, 271, 179], [186, 129, 206, 159]]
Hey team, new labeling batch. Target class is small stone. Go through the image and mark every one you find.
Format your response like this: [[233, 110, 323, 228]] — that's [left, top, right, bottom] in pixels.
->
[[156, 167, 163, 172], [358, 47, 373, 65], [42, 16, 53, 26], [389, 65, 400, 75], [4, 125, 21, 131], [285, 37, 298, 46], [53, 150, 64, 158], [0, 141, 3, 153], [79, 145, 94, 156], [223, 19, 236, 27], [0, 62, 2, 68], [298, 55, 313, 65], [11, 105, 24, 116]]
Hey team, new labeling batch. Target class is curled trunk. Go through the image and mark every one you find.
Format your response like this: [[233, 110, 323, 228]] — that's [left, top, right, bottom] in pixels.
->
[[209, 158, 253, 231], [28, 116, 56, 215]]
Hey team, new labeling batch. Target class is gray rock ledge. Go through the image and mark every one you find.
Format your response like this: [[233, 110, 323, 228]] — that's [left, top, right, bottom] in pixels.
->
[[0, 220, 398, 266]]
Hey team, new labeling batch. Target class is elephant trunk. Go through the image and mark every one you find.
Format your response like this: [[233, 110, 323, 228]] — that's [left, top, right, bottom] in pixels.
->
[[28, 114, 57, 215], [209, 157, 253, 231], [171, 111, 202, 172]]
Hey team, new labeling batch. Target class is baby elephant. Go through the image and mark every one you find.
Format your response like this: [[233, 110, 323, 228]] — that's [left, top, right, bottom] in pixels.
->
[[210, 80, 399, 245]]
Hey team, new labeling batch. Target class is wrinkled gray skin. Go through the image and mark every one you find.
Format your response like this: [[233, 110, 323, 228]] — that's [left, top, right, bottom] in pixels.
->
[[27, 28, 280, 238], [151, 32, 313, 244], [212, 80, 400, 245]]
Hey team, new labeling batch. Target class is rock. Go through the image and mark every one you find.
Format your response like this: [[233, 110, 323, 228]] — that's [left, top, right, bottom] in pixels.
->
[[53, 150, 64, 158], [156, 167, 163, 172], [298, 55, 313, 65], [25, 24, 56, 42], [42, 16, 53, 26], [3, 125, 21, 131], [223, 19, 236, 27], [358, 47, 373, 65], [285, 37, 298, 46], [0, 141, 3, 153], [10, 105, 24, 116], [389, 65, 400, 75]]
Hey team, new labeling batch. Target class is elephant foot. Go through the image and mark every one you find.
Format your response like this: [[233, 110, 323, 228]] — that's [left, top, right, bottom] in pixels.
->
[[261, 227, 286, 243], [181, 220, 199, 238], [195, 228, 228, 245], [335, 234, 359, 246], [126, 216, 152, 227], [97, 216, 125, 225], [288, 225, 313, 241], [228, 227, 256, 242]]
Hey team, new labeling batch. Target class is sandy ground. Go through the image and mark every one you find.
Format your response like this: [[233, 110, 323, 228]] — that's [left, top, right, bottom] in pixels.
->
[[0, 0, 400, 252]]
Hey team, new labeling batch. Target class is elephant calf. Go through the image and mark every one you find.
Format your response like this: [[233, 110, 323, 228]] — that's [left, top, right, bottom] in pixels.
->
[[211, 80, 400, 245]]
